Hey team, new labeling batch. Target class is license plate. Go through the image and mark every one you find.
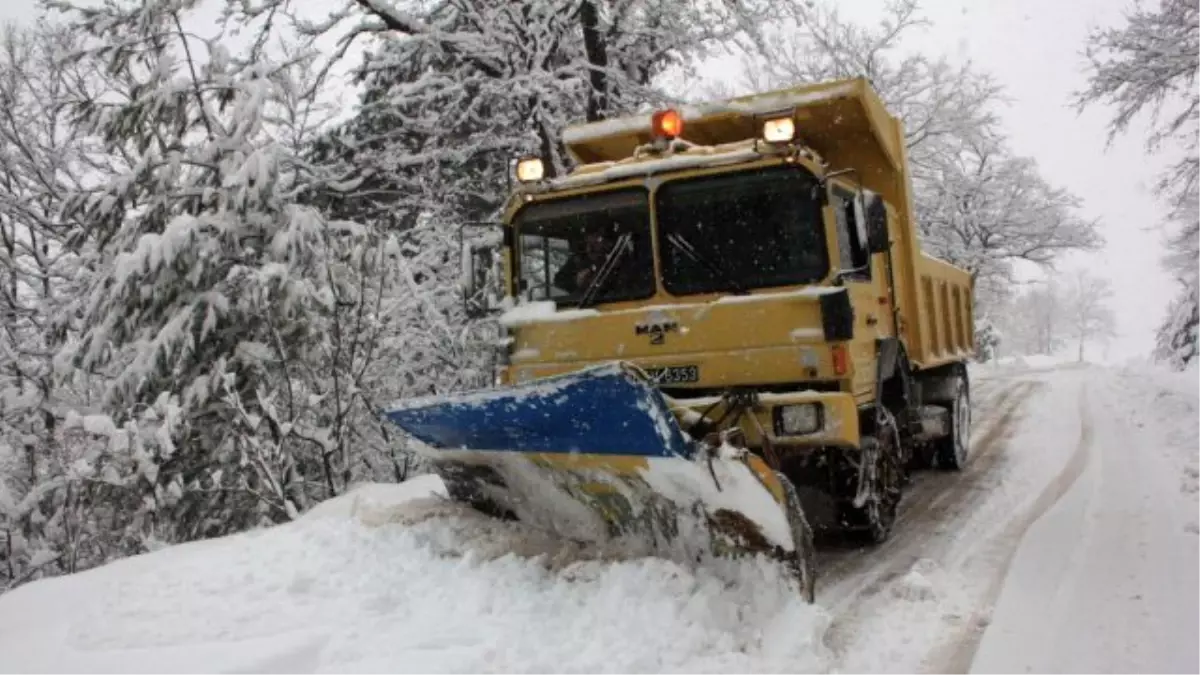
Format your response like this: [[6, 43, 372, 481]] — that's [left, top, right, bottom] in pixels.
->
[[644, 365, 700, 384]]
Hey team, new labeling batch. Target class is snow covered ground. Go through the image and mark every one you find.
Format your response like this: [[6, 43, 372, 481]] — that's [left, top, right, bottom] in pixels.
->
[[0, 362, 1195, 673], [0, 477, 831, 673]]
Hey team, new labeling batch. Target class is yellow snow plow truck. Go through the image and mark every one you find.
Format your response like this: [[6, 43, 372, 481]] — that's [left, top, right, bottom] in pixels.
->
[[385, 77, 975, 602]]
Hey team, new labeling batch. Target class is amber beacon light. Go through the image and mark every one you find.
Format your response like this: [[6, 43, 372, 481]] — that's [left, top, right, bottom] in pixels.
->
[[651, 109, 684, 139]]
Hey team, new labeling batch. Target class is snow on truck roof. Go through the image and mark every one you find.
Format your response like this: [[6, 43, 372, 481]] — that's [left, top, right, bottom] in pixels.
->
[[562, 80, 857, 147], [549, 146, 764, 190], [560, 77, 904, 179]]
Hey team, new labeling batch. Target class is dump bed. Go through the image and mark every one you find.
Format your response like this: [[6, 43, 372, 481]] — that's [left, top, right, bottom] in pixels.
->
[[908, 254, 974, 368]]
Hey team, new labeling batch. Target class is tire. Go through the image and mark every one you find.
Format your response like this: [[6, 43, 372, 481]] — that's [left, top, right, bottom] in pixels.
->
[[935, 372, 971, 471], [845, 409, 902, 544], [860, 445, 898, 544]]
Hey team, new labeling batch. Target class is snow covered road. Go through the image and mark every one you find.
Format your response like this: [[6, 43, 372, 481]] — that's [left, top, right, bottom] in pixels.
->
[[0, 362, 1195, 673], [819, 362, 1197, 673], [971, 366, 1199, 673], [813, 369, 1074, 672]]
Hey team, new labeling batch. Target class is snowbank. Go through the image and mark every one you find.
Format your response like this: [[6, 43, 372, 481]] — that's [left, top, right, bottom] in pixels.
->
[[300, 474, 447, 523], [0, 476, 831, 673]]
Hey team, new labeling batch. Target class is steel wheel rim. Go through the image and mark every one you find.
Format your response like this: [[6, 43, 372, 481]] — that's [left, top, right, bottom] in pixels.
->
[[955, 389, 970, 465]]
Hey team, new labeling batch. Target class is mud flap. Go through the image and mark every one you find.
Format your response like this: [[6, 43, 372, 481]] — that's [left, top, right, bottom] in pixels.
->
[[383, 363, 814, 598]]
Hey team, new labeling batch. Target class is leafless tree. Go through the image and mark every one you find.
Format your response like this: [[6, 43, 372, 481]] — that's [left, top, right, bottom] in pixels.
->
[[1062, 269, 1118, 362]]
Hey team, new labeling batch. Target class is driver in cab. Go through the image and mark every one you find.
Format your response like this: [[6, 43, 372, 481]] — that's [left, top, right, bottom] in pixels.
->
[[554, 228, 631, 297]]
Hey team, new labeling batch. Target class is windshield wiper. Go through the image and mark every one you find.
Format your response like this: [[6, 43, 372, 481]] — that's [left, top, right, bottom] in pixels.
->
[[666, 232, 745, 294], [579, 233, 634, 308]]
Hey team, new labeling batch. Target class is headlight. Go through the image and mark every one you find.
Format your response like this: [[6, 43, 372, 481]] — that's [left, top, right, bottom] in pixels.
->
[[762, 116, 796, 143], [775, 403, 822, 436], [515, 157, 545, 182]]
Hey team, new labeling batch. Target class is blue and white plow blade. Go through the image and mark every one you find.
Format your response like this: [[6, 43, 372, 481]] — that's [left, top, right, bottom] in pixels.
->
[[383, 362, 694, 460], [382, 362, 815, 601]]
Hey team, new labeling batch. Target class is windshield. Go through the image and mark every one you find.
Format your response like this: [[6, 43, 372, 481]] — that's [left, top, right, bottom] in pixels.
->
[[514, 188, 655, 306], [656, 166, 828, 295]]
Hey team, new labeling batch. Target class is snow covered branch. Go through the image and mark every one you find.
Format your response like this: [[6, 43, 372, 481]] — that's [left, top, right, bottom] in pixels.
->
[[1076, 0, 1198, 368]]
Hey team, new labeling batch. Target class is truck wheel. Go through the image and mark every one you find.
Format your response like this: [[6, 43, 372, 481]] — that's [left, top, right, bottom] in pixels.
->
[[863, 450, 899, 544], [935, 374, 971, 471], [775, 471, 817, 603], [846, 411, 902, 544]]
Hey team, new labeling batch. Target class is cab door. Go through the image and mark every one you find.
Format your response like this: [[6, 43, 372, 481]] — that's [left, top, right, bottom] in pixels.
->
[[829, 185, 894, 401]]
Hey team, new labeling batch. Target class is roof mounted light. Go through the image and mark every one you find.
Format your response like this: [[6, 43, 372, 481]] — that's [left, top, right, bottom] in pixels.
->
[[763, 116, 796, 143], [515, 156, 545, 182], [651, 109, 684, 139]]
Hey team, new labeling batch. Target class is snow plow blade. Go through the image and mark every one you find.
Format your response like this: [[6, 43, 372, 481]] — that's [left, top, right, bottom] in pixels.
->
[[383, 363, 815, 601]]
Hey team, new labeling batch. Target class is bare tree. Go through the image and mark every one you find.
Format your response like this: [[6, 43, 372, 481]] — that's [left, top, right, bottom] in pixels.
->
[[1022, 282, 1064, 356], [720, 0, 1003, 172], [1076, 0, 1199, 368], [1062, 269, 1118, 362], [1076, 0, 1198, 218], [916, 135, 1103, 289]]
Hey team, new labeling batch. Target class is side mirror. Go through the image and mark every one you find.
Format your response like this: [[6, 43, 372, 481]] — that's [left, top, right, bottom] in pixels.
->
[[864, 190, 890, 254], [459, 222, 505, 318]]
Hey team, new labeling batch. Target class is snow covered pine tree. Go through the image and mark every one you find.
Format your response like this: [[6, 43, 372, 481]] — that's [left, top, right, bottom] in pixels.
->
[[0, 20, 127, 589], [50, 0, 419, 546]]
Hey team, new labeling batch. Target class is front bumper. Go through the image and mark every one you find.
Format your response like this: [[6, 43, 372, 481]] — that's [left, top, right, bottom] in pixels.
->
[[667, 390, 861, 450]]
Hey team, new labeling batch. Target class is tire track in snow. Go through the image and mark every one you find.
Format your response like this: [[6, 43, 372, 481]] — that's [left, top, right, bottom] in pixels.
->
[[931, 385, 1094, 673], [814, 379, 1036, 604], [972, 361, 1088, 385], [814, 378, 1040, 657]]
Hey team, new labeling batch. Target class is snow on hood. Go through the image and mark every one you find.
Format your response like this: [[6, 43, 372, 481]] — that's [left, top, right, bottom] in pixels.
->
[[0, 474, 831, 673], [498, 300, 600, 328], [498, 286, 839, 329]]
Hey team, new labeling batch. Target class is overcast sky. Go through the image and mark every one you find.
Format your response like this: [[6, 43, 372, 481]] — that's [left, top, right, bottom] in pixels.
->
[[0, 0, 1180, 362]]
